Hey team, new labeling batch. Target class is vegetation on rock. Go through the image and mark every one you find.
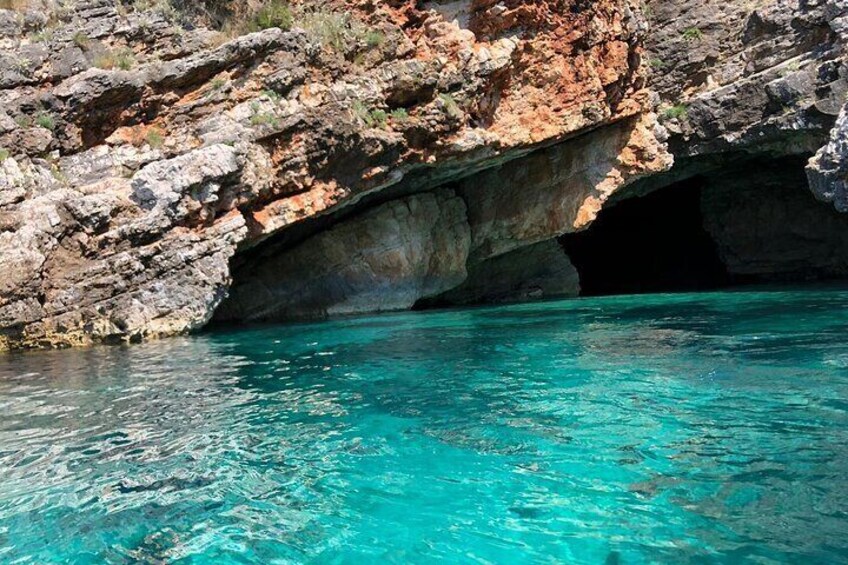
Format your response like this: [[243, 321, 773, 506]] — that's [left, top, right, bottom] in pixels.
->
[[662, 104, 688, 121], [93, 47, 136, 70]]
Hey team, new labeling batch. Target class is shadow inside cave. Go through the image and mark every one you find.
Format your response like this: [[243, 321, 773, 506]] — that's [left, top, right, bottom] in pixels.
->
[[560, 175, 729, 296], [560, 155, 848, 297]]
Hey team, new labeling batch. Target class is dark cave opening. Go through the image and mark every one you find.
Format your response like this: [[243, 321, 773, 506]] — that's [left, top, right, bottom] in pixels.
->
[[560, 156, 848, 297], [560, 176, 730, 297]]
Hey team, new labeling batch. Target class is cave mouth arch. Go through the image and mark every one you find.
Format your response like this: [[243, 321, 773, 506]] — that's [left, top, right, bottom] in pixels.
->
[[560, 175, 730, 297], [561, 155, 848, 297]]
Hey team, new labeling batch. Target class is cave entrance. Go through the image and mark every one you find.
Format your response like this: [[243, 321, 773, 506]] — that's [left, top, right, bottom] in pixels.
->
[[560, 176, 730, 296], [561, 155, 848, 297]]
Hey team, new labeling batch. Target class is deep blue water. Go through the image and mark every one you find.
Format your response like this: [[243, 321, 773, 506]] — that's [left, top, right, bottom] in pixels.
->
[[2, 288, 848, 563]]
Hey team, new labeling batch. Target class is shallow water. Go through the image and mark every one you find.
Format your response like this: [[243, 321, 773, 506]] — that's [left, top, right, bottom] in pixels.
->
[[2, 288, 848, 563]]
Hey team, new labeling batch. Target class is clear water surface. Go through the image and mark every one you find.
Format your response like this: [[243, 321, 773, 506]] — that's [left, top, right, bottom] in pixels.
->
[[2, 287, 848, 564]]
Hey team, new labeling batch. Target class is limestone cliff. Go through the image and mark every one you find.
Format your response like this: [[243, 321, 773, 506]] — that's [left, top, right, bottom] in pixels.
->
[[0, 0, 845, 350]]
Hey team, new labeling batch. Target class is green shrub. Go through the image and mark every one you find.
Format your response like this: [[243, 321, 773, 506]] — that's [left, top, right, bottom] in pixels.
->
[[301, 10, 348, 52], [210, 77, 227, 91], [438, 93, 463, 119], [262, 89, 282, 102], [31, 29, 53, 42], [369, 109, 387, 129], [648, 57, 666, 69], [130, 0, 177, 20], [35, 112, 55, 131], [352, 100, 369, 123], [351, 101, 391, 129], [13, 58, 31, 74], [94, 47, 136, 70], [365, 30, 384, 48], [300, 10, 381, 54], [72, 32, 90, 50], [250, 111, 279, 128], [146, 128, 164, 149], [390, 108, 409, 122], [0, 148, 9, 162], [663, 104, 688, 120], [245, 1, 292, 32], [115, 48, 135, 70], [682, 27, 703, 41]]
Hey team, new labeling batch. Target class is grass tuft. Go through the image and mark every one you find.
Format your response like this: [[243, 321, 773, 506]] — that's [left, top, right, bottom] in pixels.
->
[[146, 128, 165, 149], [35, 112, 55, 131], [352, 101, 391, 129], [662, 104, 688, 120], [365, 30, 384, 48], [73, 32, 90, 50], [245, 0, 292, 32], [390, 108, 409, 122], [438, 93, 463, 119], [682, 27, 704, 41], [93, 47, 136, 70]]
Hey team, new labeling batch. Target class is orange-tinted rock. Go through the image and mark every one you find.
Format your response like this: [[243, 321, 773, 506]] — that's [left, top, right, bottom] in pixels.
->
[[0, 0, 669, 349]]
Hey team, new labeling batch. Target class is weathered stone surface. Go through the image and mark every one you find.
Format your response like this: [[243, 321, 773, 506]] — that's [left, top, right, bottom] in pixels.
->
[[808, 103, 848, 212], [215, 190, 470, 321], [459, 111, 672, 262], [702, 159, 848, 281], [431, 240, 580, 306], [4, 0, 846, 350], [646, 0, 847, 158], [0, 0, 670, 349], [0, 167, 247, 349]]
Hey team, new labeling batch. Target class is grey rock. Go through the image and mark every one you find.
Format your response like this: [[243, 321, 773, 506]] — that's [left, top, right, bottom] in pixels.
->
[[216, 190, 471, 322], [703, 158, 848, 279], [130, 144, 240, 225], [432, 240, 580, 306], [808, 102, 848, 212]]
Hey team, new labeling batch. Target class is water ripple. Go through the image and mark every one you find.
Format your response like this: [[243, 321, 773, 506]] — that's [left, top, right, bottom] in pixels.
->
[[1, 287, 848, 563]]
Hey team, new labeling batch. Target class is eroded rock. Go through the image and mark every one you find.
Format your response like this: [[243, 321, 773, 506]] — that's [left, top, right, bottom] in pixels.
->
[[703, 158, 848, 281], [808, 103, 848, 213], [430, 240, 580, 306], [0, 0, 669, 349], [459, 111, 672, 262], [7, 0, 846, 350], [215, 190, 470, 321]]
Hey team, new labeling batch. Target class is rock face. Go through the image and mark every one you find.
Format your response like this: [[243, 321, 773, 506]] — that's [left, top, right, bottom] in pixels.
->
[[808, 104, 848, 212], [645, 0, 846, 159], [215, 190, 470, 321], [702, 159, 848, 281], [458, 112, 670, 263], [0, 0, 846, 350], [0, 0, 670, 349], [429, 240, 580, 307]]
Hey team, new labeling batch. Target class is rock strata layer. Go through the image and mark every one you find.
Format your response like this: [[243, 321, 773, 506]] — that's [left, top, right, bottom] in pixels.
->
[[429, 240, 580, 307]]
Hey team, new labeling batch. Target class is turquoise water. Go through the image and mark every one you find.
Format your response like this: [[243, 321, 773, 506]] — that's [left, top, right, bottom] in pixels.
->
[[2, 288, 848, 564]]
